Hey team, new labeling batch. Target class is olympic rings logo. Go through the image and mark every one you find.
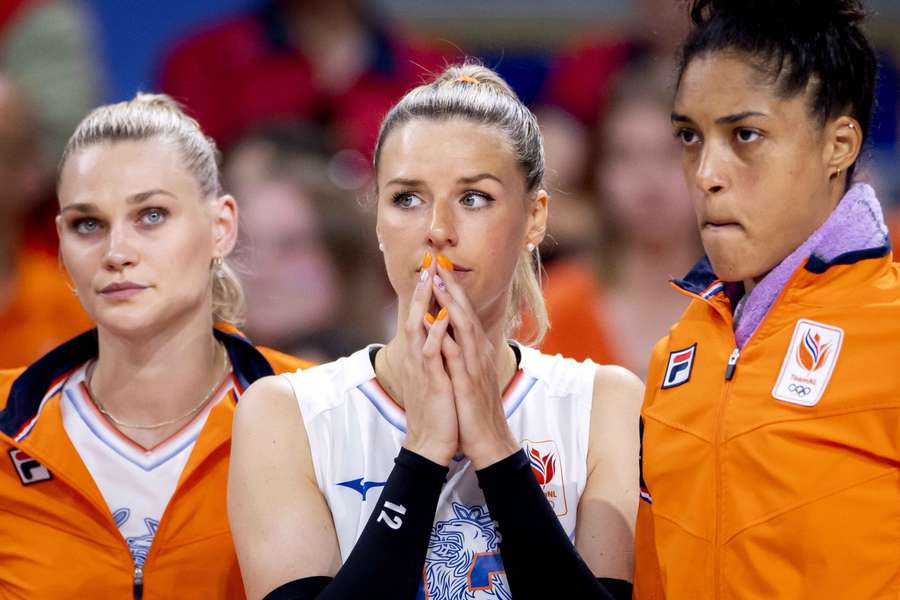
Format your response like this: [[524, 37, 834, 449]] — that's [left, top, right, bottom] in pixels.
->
[[788, 384, 812, 396]]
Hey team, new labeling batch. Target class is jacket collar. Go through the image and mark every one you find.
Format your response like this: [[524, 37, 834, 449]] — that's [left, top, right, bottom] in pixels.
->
[[0, 328, 274, 438], [675, 183, 891, 346]]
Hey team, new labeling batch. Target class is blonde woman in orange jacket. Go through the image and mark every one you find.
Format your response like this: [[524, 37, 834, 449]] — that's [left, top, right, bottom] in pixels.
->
[[0, 94, 310, 599], [634, 0, 899, 598]]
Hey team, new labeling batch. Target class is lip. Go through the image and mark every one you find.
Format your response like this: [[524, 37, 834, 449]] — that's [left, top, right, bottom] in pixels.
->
[[99, 281, 147, 300], [703, 221, 742, 229]]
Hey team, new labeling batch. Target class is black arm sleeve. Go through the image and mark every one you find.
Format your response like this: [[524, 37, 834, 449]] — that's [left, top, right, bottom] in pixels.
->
[[476, 449, 630, 600], [263, 447, 447, 600]]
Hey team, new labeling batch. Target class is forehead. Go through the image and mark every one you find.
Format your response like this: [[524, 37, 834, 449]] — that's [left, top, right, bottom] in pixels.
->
[[59, 137, 201, 205], [674, 51, 806, 119], [377, 118, 521, 186]]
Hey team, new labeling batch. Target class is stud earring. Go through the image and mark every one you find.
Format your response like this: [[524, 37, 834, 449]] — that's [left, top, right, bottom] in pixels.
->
[[378, 240, 385, 252], [526, 242, 535, 252]]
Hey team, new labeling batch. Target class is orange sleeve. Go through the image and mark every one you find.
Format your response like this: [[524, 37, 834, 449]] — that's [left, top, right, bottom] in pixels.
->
[[633, 500, 665, 599]]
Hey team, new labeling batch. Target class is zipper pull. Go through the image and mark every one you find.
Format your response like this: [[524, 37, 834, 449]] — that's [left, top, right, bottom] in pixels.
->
[[724, 348, 740, 380], [133, 566, 143, 600]]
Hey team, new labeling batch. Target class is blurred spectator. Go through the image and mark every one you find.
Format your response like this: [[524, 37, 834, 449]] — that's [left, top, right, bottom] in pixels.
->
[[1, 0, 100, 169], [538, 0, 687, 193], [538, 61, 698, 378], [224, 125, 386, 362], [160, 0, 453, 161], [1, 0, 102, 254], [0, 75, 92, 369]]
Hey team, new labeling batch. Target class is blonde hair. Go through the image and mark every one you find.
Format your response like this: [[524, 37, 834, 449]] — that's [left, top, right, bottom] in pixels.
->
[[373, 63, 548, 345], [59, 93, 245, 324]]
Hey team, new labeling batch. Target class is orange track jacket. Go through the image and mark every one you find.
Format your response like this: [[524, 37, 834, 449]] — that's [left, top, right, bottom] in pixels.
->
[[0, 328, 311, 599], [634, 249, 900, 599]]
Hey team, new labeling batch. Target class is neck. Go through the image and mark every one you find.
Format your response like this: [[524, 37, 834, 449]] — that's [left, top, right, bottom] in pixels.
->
[[90, 308, 226, 441], [742, 181, 849, 297]]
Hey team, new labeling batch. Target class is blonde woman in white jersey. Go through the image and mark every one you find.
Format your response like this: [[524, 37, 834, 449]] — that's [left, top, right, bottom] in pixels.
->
[[229, 64, 643, 600]]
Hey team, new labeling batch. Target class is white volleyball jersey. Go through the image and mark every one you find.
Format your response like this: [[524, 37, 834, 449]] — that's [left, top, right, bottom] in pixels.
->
[[59, 361, 235, 568], [284, 344, 596, 600]]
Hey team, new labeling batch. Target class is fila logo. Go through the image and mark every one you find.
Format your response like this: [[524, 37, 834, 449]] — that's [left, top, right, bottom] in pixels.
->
[[522, 439, 568, 516], [662, 344, 697, 389], [8, 449, 52, 485], [772, 319, 843, 407]]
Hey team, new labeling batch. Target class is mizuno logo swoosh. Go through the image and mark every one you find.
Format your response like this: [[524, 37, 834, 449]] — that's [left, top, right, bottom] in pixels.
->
[[337, 477, 387, 500]]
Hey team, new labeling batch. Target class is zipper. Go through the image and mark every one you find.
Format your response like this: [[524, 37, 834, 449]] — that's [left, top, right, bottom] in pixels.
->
[[133, 566, 143, 599], [724, 348, 740, 380], [713, 347, 739, 598], [674, 270, 806, 598]]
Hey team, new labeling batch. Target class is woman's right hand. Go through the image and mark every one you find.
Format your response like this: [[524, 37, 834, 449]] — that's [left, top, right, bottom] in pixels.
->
[[395, 254, 458, 466]]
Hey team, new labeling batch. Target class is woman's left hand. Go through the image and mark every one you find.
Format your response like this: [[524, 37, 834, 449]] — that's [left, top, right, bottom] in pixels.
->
[[430, 257, 520, 469]]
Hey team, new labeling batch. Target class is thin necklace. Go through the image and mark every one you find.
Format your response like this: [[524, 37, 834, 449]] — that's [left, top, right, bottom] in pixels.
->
[[88, 344, 230, 430]]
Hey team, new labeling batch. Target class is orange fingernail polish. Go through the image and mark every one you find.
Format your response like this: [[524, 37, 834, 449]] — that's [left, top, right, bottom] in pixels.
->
[[437, 255, 454, 270], [436, 307, 448, 321], [425, 312, 436, 324], [421, 252, 433, 268]]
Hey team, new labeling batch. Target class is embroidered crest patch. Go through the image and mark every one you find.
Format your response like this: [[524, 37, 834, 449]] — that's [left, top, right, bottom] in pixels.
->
[[772, 319, 843, 407], [662, 344, 697, 389]]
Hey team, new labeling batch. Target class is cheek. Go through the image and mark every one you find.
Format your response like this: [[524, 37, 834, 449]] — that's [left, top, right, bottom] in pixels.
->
[[59, 236, 99, 287]]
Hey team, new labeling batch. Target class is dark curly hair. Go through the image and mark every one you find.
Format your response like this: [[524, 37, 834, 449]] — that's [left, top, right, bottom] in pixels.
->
[[677, 0, 878, 180]]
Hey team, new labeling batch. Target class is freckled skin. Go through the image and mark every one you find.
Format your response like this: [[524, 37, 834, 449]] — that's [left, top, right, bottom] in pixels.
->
[[673, 52, 843, 286]]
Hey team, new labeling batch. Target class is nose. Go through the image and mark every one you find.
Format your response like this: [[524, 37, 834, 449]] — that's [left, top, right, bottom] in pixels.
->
[[102, 224, 139, 271], [426, 199, 458, 250], [695, 143, 728, 195]]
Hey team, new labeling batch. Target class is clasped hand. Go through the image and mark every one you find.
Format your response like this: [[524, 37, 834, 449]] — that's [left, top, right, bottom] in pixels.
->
[[398, 254, 519, 469]]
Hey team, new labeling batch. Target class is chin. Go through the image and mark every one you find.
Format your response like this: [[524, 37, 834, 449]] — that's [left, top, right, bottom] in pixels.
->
[[707, 252, 769, 284]]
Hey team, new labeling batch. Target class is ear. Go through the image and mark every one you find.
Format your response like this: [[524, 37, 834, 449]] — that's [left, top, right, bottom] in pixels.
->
[[211, 194, 239, 257], [823, 116, 863, 179], [525, 190, 549, 249]]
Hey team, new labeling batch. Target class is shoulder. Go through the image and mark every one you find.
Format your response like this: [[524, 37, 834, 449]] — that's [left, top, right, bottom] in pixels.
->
[[591, 364, 644, 420], [234, 374, 301, 431], [518, 345, 598, 393], [266, 346, 377, 422]]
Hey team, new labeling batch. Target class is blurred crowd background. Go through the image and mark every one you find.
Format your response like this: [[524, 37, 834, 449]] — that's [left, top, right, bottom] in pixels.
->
[[3, 0, 899, 377]]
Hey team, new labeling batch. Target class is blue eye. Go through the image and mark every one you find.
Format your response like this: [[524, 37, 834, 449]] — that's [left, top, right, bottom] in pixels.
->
[[139, 208, 168, 226], [460, 192, 492, 209], [74, 218, 102, 234], [392, 193, 423, 209]]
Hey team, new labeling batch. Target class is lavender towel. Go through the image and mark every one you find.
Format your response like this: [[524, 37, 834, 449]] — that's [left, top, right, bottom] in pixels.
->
[[733, 183, 888, 348]]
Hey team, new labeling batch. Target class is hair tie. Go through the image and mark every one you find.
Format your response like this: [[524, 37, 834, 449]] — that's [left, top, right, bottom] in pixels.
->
[[456, 75, 480, 84]]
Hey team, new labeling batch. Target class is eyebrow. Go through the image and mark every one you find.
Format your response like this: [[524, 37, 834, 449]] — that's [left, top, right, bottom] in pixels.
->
[[60, 188, 177, 214], [671, 111, 769, 125], [383, 174, 503, 188]]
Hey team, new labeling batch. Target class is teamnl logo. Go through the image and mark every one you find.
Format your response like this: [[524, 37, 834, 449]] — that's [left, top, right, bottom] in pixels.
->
[[522, 439, 568, 517], [772, 320, 843, 407]]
